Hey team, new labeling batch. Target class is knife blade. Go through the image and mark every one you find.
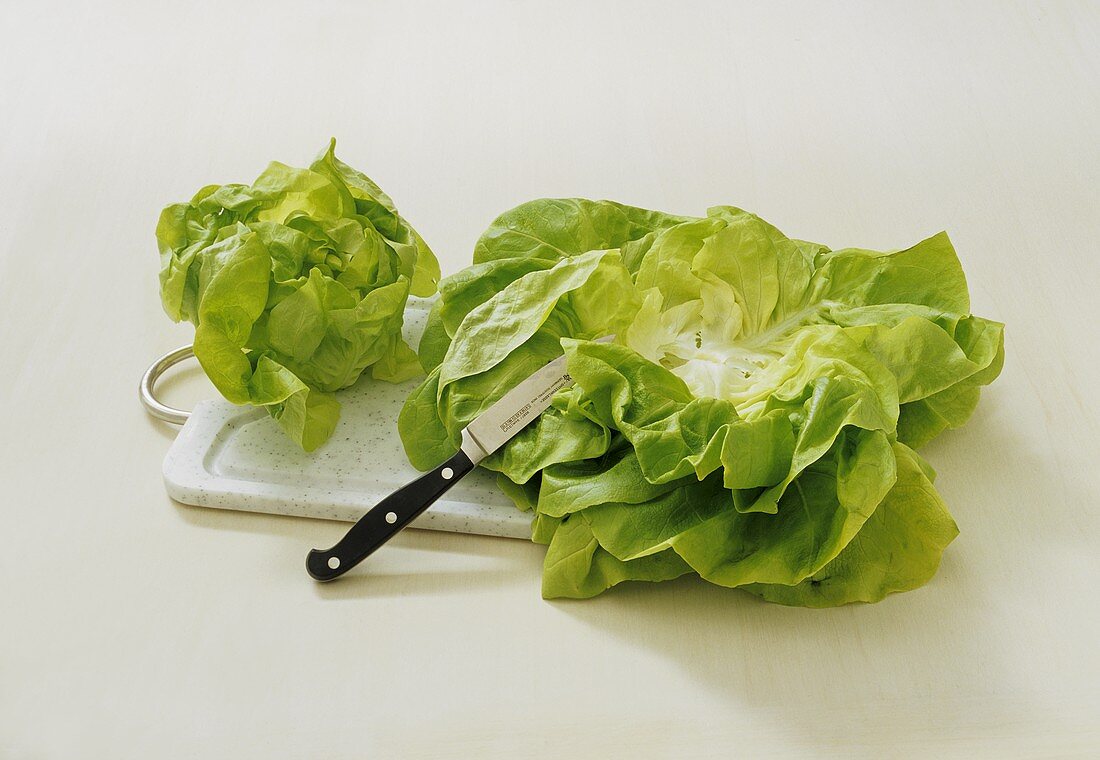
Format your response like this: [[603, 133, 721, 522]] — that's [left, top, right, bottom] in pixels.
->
[[306, 337, 611, 581]]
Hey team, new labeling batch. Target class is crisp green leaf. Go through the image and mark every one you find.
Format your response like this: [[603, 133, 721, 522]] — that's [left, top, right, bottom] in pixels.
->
[[472, 198, 693, 267], [415, 300, 452, 373], [743, 442, 958, 606], [541, 512, 694, 600]]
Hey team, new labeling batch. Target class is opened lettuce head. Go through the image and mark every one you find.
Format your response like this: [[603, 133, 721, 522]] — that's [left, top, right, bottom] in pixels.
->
[[399, 199, 1003, 605], [156, 140, 440, 450]]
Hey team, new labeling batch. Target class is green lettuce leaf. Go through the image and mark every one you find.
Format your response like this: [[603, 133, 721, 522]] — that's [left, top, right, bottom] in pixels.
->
[[743, 442, 959, 606], [157, 140, 437, 450]]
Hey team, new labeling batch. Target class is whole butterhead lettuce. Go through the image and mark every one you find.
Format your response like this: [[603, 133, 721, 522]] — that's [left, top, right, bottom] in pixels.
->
[[399, 199, 1003, 605], [156, 140, 440, 450]]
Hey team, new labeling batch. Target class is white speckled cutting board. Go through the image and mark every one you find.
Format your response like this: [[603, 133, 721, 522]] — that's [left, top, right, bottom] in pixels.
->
[[161, 299, 531, 539]]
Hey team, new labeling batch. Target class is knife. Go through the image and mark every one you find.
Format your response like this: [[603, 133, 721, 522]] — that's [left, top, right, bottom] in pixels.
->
[[306, 340, 608, 582]]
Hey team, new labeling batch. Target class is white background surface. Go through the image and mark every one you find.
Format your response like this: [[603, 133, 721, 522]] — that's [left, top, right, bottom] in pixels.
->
[[2, 1, 1098, 757]]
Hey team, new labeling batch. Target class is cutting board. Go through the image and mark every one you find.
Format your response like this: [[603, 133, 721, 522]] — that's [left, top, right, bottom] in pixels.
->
[[161, 299, 531, 539]]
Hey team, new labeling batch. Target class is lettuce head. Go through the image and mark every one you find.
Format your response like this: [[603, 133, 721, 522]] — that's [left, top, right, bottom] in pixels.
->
[[399, 200, 1003, 606], [156, 140, 439, 450]]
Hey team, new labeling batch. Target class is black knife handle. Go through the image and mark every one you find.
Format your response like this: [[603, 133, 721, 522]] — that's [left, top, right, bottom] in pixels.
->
[[306, 450, 475, 581]]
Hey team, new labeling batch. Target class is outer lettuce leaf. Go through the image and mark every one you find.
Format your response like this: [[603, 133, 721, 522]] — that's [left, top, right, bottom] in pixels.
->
[[895, 317, 1006, 447], [415, 300, 452, 373], [540, 512, 693, 600], [157, 140, 436, 450], [472, 198, 693, 268], [398, 198, 1004, 605], [743, 442, 959, 607], [397, 368, 454, 470]]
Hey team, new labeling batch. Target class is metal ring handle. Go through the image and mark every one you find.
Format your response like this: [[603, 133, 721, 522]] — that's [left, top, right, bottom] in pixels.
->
[[140, 344, 196, 425]]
